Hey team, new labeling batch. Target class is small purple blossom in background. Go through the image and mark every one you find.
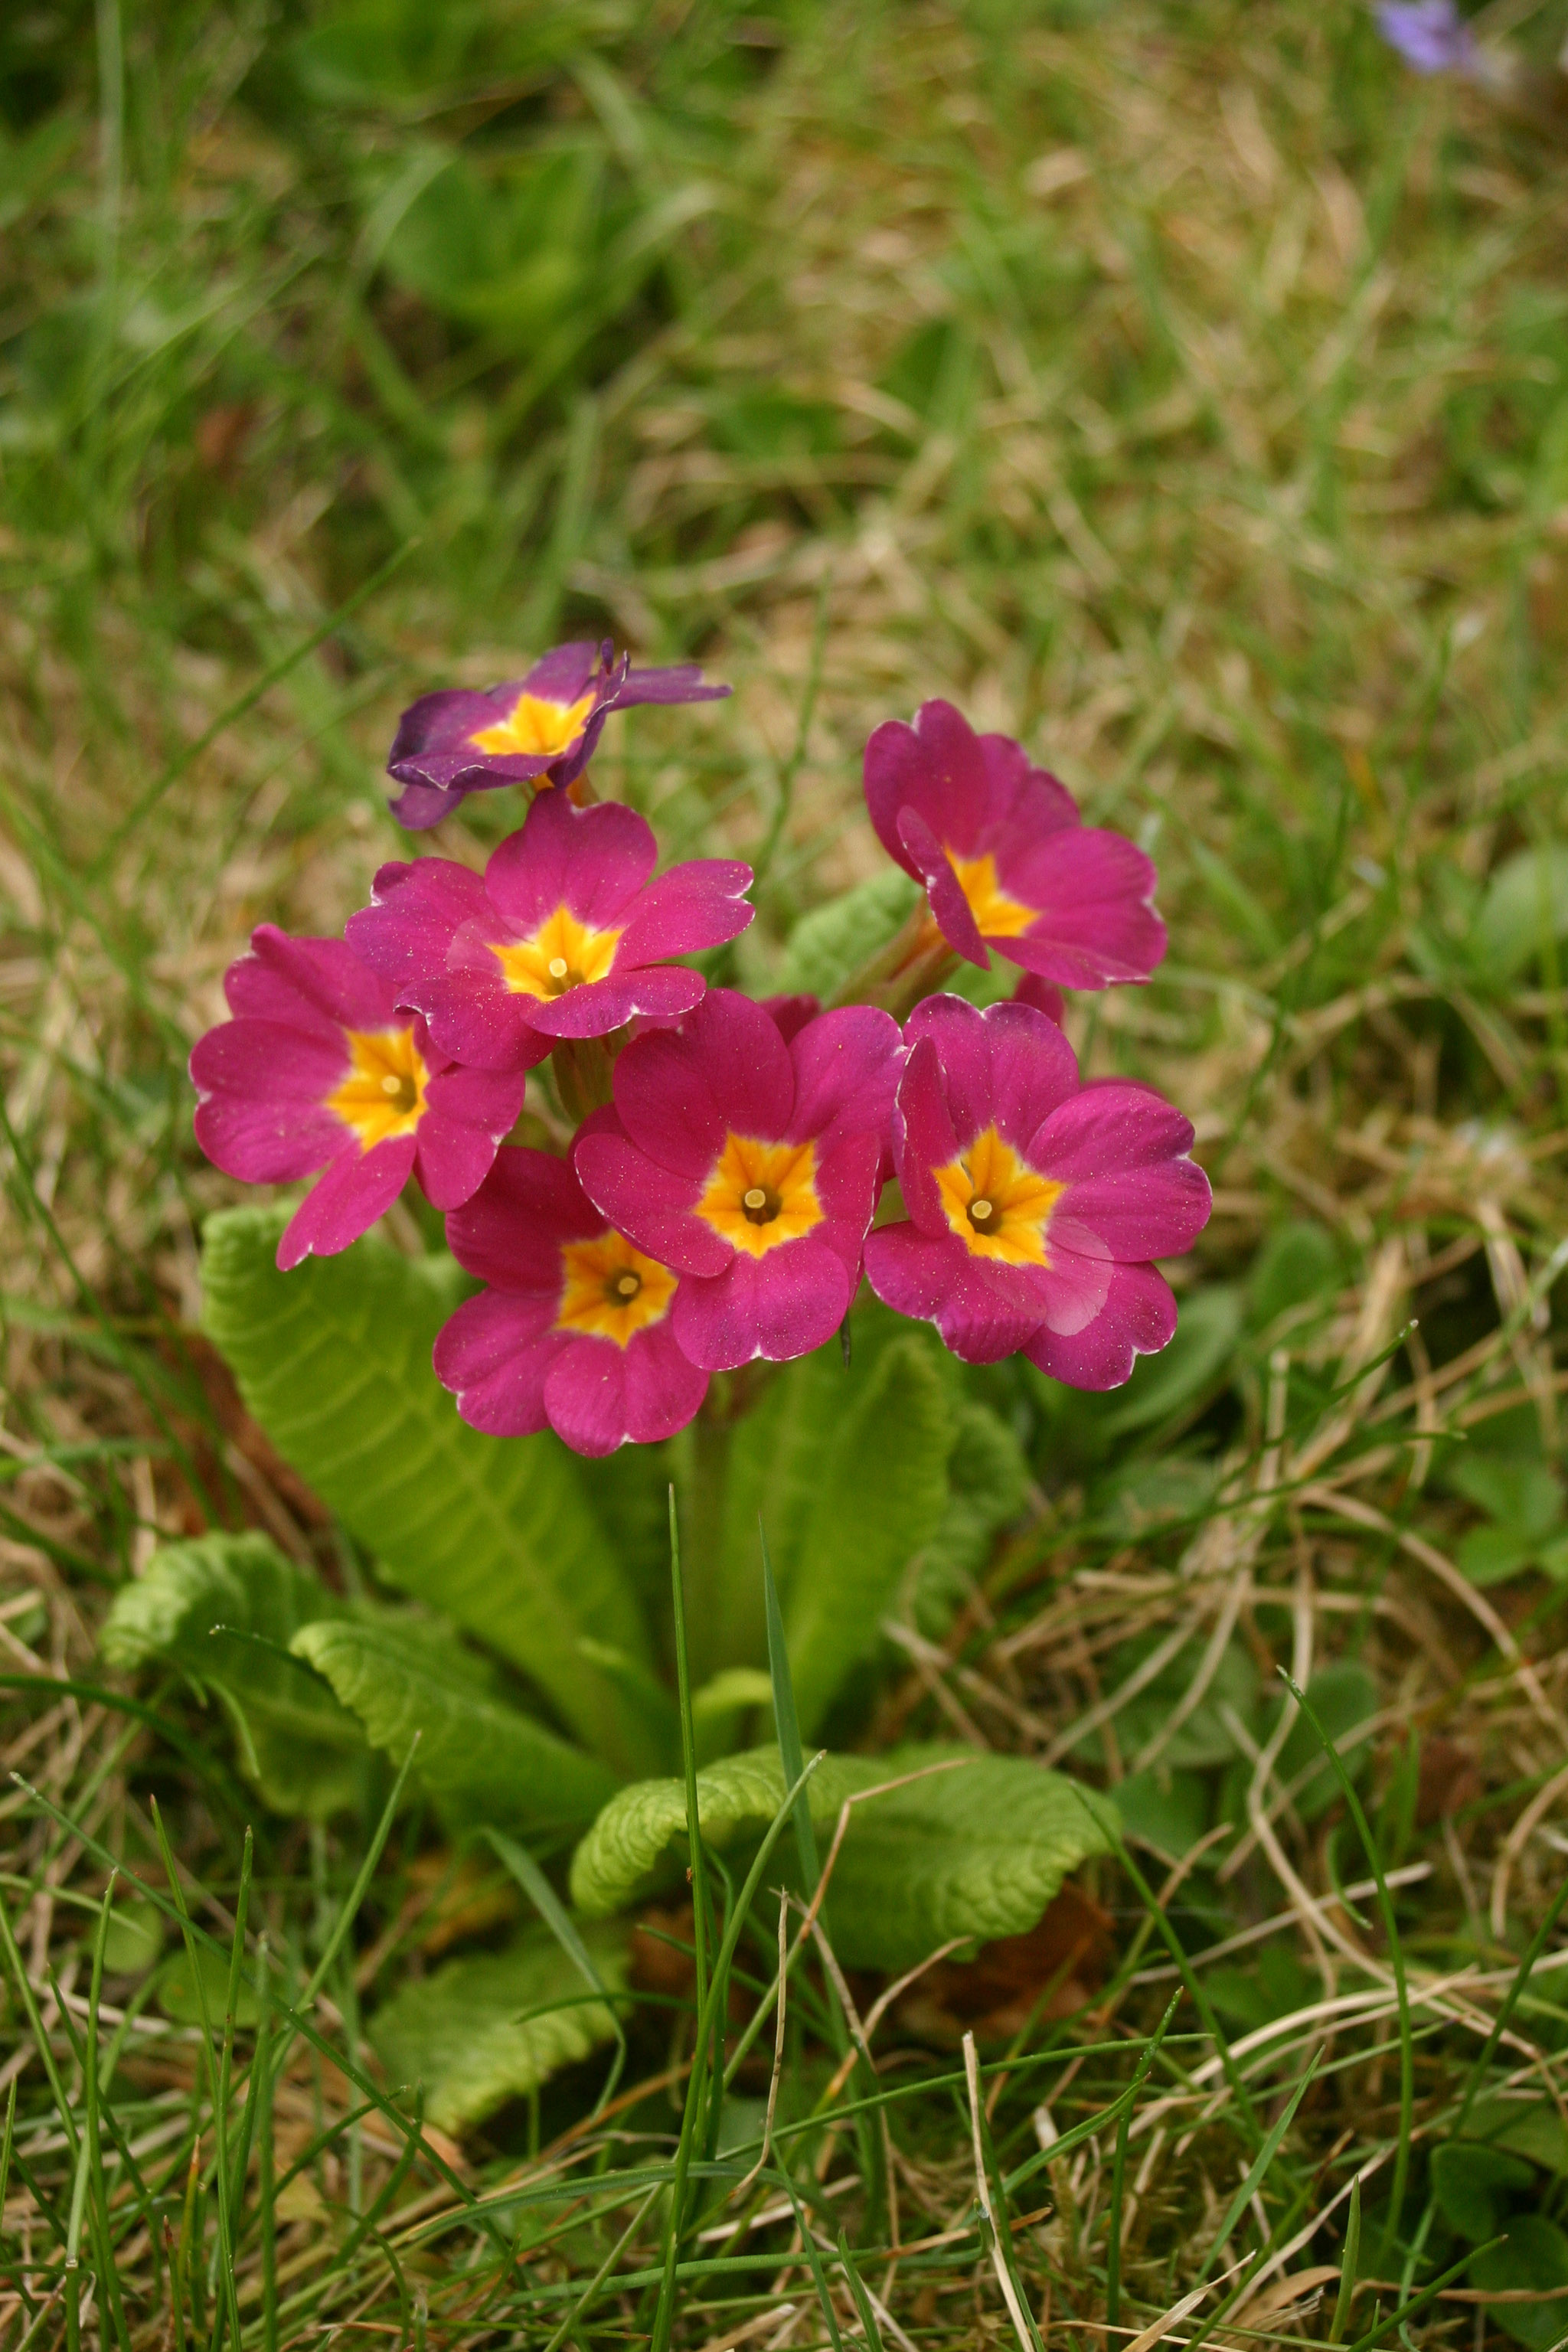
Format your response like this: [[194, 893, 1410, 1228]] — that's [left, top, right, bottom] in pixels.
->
[[1376, 1, 1475, 74], [864, 700, 1165, 991], [576, 988, 903, 1370], [348, 789, 753, 1073], [386, 639, 730, 829], [864, 994, 1210, 1386], [435, 1138, 707, 1456], [190, 926, 524, 1270]]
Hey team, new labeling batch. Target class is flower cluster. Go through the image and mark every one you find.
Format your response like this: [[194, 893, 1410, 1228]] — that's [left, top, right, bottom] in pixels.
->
[[192, 645, 1210, 1455]]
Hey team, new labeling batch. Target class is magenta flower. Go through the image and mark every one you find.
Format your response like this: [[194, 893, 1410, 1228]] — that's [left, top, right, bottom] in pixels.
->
[[387, 640, 730, 829], [574, 989, 902, 1371], [864, 700, 1165, 990], [346, 789, 753, 1075], [435, 1141, 707, 1457], [864, 995, 1210, 1386], [190, 926, 525, 1271]]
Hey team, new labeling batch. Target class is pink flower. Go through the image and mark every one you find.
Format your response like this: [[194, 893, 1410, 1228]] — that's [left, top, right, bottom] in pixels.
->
[[345, 789, 753, 1075], [435, 1141, 707, 1457], [864, 995, 1210, 1386], [386, 640, 730, 829], [574, 989, 902, 1371], [863, 700, 1165, 990], [190, 926, 524, 1271]]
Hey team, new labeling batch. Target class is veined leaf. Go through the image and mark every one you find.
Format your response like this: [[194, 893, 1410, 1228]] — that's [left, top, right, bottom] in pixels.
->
[[291, 1619, 619, 1838], [369, 1922, 628, 2134], [100, 1533, 369, 1817], [782, 1336, 953, 1736], [570, 1743, 1115, 1970], [199, 1209, 656, 1775], [915, 1398, 1031, 1635], [775, 867, 921, 1001]]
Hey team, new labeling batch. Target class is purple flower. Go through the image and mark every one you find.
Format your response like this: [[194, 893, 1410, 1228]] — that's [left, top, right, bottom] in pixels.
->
[[1377, 2, 1475, 74], [435, 1140, 707, 1457], [864, 994, 1210, 1386], [386, 640, 730, 829], [346, 789, 753, 1074], [575, 988, 903, 1371], [863, 700, 1165, 990], [190, 926, 524, 1270]]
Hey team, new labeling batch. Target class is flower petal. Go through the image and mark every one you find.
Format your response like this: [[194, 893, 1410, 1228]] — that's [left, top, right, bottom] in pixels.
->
[[573, 1132, 730, 1277], [485, 791, 656, 933], [897, 806, 988, 967], [276, 1138, 416, 1269], [611, 988, 794, 1179], [1028, 1082, 1210, 1259], [1025, 1263, 1178, 1389], [673, 1236, 851, 1370], [613, 859, 754, 965], [785, 1005, 903, 1157], [996, 826, 1166, 988], [345, 858, 489, 1008], [864, 1222, 1043, 1364], [444, 1146, 599, 1289], [413, 1066, 526, 1210], [521, 963, 704, 1040], [433, 1288, 560, 1436], [225, 926, 394, 1034]]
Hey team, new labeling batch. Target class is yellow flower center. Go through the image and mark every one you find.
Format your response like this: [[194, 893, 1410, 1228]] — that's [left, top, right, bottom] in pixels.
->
[[468, 685, 598, 761], [696, 1134, 823, 1259], [325, 1026, 430, 1152], [934, 1124, 1064, 1266], [946, 848, 1037, 939], [492, 906, 623, 1000], [555, 1231, 678, 1346]]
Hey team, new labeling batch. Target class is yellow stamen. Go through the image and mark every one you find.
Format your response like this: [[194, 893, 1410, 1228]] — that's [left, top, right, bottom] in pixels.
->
[[556, 1232, 677, 1346], [325, 1027, 429, 1153], [493, 905, 622, 1001], [697, 1134, 822, 1259], [946, 848, 1037, 939], [934, 1125, 1064, 1266], [469, 686, 597, 761]]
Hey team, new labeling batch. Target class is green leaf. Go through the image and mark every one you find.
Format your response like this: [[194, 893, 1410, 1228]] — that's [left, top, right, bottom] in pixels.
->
[[290, 1619, 619, 1838], [569, 1743, 1116, 1971], [1450, 1458, 1563, 1540], [1113, 1766, 1210, 1862], [1471, 2099, 1568, 2177], [914, 1399, 1031, 1636], [780, 1335, 953, 1737], [368, 1922, 628, 2134], [1474, 844, 1568, 981], [100, 1533, 370, 1817], [1248, 1222, 1341, 1329], [1468, 2216, 1568, 2351], [1432, 2142, 1536, 2244], [198, 1209, 655, 1775], [775, 867, 921, 1001]]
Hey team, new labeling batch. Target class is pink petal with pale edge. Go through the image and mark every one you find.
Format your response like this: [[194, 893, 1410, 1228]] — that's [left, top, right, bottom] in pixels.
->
[[226, 926, 397, 1035], [613, 860, 754, 965], [1024, 1262, 1178, 1390], [573, 1132, 728, 1278], [904, 995, 1078, 1155], [864, 1223, 1044, 1364], [445, 1147, 600, 1290], [433, 1289, 560, 1436], [276, 1138, 417, 1269], [485, 791, 655, 933], [346, 859, 488, 1007], [611, 988, 794, 1180], [673, 1237, 851, 1370], [544, 1325, 707, 1456], [785, 1005, 903, 1155], [521, 963, 703, 1040], [190, 1020, 348, 1182], [994, 826, 1165, 988]]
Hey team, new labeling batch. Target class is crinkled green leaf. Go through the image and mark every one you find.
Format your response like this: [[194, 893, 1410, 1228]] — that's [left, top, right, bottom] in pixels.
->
[[199, 1209, 655, 1775], [100, 1533, 369, 1817], [914, 1399, 1030, 1635], [369, 1922, 628, 2134], [291, 1619, 618, 1838], [779, 1335, 953, 1736], [1474, 844, 1568, 981], [775, 867, 920, 1001], [570, 1743, 1115, 1971], [1469, 2216, 1568, 2351]]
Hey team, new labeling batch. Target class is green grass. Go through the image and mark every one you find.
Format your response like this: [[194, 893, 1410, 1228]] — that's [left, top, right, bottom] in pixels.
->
[[6, 0, 1568, 2344]]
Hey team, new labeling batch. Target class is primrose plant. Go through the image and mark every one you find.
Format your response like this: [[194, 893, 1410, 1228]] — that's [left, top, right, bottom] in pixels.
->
[[106, 641, 1211, 2129]]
